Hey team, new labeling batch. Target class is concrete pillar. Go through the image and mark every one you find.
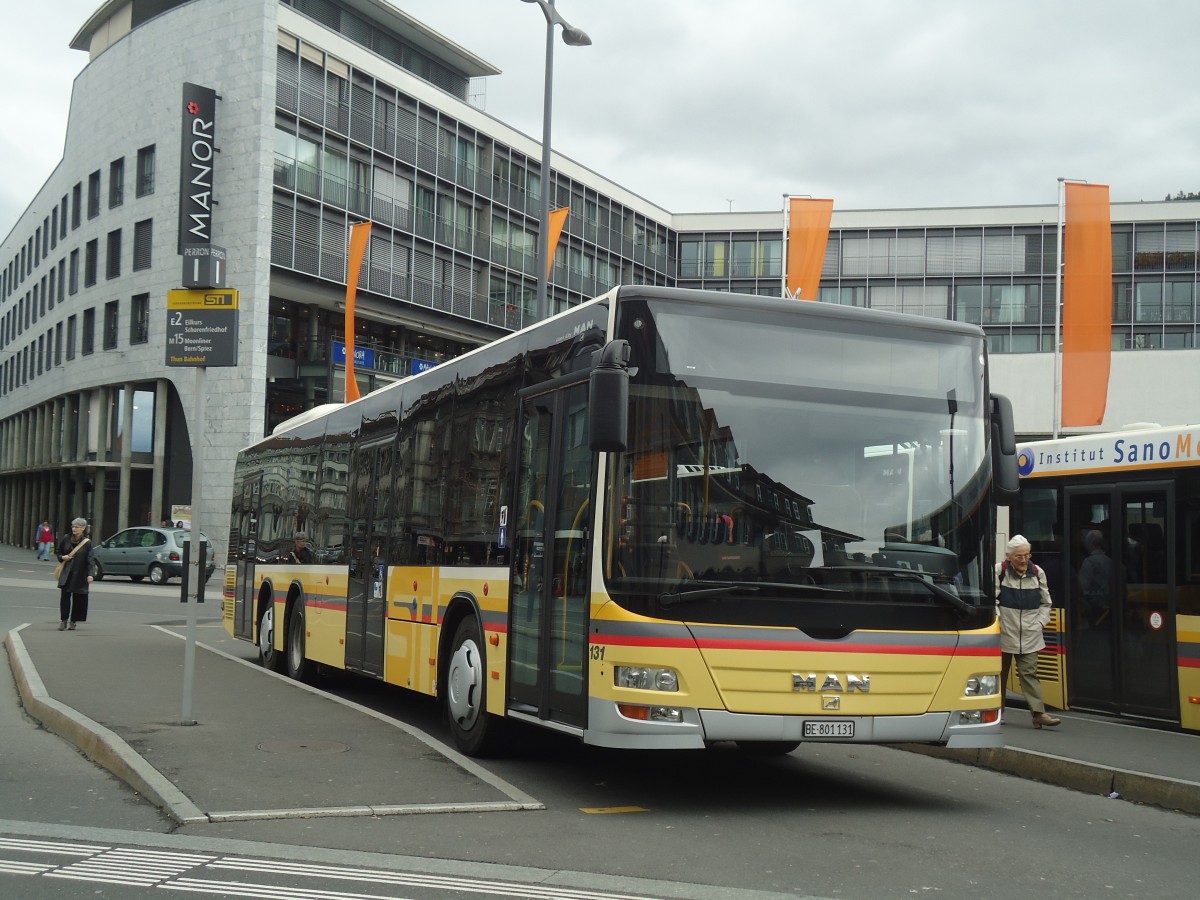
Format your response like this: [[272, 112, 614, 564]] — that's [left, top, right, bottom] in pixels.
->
[[57, 468, 71, 538], [50, 397, 62, 465], [75, 390, 88, 462]]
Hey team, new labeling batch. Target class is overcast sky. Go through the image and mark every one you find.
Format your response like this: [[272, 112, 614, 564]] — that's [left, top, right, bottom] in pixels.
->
[[3, 0, 1198, 235]]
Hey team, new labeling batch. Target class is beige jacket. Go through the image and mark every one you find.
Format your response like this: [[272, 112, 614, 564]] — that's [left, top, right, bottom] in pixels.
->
[[994, 562, 1051, 654]]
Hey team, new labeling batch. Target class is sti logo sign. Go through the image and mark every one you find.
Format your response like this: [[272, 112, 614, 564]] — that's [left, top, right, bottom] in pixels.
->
[[178, 83, 216, 253]]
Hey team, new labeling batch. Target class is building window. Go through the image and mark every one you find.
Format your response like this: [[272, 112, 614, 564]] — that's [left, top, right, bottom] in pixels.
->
[[69, 249, 79, 294], [103, 300, 119, 350], [87, 171, 101, 219], [136, 145, 155, 197], [72, 183, 82, 229], [130, 293, 149, 344], [109, 158, 125, 208], [106, 230, 122, 279], [66, 315, 77, 360], [82, 308, 95, 355], [84, 240, 98, 287], [1135, 281, 1163, 322], [55, 321, 63, 366], [133, 219, 153, 271]]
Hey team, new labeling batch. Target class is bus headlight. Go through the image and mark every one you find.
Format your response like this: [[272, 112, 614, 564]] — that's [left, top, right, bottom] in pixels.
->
[[617, 703, 683, 723], [965, 674, 999, 696], [615, 665, 679, 692], [958, 709, 1001, 725]]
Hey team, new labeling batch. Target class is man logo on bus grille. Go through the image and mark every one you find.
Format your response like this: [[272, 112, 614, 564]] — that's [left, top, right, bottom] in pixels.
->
[[793, 673, 871, 692]]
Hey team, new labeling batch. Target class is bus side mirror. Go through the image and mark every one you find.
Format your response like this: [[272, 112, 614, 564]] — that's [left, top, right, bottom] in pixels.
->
[[991, 392, 1019, 505], [589, 340, 630, 453]]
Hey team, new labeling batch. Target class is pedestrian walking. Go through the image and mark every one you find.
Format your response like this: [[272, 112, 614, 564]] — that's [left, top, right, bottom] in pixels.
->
[[35, 520, 55, 560], [56, 517, 95, 631], [995, 534, 1061, 728]]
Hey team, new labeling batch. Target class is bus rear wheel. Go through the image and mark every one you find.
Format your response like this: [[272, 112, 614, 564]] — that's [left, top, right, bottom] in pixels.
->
[[286, 603, 313, 683], [446, 616, 501, 757]]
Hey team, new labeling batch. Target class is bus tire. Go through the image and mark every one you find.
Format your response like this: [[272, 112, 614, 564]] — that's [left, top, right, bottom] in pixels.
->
[[735, 740, 800, 756], [257, 600, 285, 672], [286, 603, 313, 683], [446, 616, 501, 757]]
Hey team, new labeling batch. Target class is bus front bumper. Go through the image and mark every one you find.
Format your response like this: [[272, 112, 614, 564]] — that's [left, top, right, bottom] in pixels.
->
[[584, 699, 1004, 750]]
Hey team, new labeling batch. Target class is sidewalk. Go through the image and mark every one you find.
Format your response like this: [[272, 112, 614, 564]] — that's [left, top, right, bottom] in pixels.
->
[[901, 702, 1200, 815], [2, 537, 1197, 820], [6, 621, 541, 825]]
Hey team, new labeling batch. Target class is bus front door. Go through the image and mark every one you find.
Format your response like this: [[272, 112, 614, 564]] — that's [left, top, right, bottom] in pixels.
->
[[1066, 483, 1178, 722], [233, 475, 262, 641], [508, 384, 593, 730], [345, 438, 393, 678]]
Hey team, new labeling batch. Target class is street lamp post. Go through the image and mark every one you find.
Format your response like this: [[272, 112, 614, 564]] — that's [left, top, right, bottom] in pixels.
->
[[521, 0, 591, 323]]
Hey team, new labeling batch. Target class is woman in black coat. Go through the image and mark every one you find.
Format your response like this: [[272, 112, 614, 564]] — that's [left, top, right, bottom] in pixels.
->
[[57, 517, 96, 630]]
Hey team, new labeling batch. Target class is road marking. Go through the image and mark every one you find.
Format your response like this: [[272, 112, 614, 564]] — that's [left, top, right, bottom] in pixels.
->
[[0, 837, 666, 899], [579, 806, 650, 814]]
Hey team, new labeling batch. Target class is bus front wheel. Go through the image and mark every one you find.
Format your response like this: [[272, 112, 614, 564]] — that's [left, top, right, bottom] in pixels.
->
[[446, 616, 500, 757], [257, 602, 284, 672]]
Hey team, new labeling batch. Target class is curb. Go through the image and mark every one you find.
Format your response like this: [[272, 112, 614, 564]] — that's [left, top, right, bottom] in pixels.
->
[[897, 743, 1200, 816], [4, 625, 208, 825]]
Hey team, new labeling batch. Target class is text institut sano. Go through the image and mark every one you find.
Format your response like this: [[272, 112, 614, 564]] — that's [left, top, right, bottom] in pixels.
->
[[1018, 426, 1200, 479]]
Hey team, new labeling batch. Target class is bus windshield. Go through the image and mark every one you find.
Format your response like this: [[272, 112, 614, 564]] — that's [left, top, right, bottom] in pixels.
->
[[606, 296, 993, 629]]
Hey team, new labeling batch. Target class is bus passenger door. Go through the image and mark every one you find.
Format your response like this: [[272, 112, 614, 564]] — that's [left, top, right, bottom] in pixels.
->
[[508, 384, 593, 729], [1066, 484, 1177, 722], [233, 475, 262, 641], [345, 439, 393, 678], [1119, 487, 1177, 720]]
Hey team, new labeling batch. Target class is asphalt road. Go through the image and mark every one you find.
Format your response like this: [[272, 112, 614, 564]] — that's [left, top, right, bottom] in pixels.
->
[[2, 552, 1197, 899]]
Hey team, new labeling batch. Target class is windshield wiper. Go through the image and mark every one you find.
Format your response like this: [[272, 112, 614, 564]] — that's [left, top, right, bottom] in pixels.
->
[[883, 569, 975, 615], [657, 580, 843, 608], [800, 564, 975, 615]]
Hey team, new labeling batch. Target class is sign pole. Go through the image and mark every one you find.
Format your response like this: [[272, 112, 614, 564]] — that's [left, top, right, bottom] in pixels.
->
[[181, 364, 205, 725]]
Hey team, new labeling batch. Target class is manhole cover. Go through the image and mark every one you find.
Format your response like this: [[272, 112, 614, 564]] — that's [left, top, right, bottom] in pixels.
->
[[256, 740, 350, 754]]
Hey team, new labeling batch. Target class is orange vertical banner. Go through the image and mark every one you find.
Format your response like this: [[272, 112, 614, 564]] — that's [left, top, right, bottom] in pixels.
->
[[546, 207, 569, 282], [1062, 183, 1111, 426], [343, 220, 372, 403], [786, 197, 833, 301]]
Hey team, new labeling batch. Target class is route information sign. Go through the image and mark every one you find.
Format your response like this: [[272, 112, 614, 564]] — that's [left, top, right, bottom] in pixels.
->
[[166, 289, 239, 367]]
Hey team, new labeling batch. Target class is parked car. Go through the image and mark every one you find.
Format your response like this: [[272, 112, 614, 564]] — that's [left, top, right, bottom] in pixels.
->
[[92, 526, 216, 585]]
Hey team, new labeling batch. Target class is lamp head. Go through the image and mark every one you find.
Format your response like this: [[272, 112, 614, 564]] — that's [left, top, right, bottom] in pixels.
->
[[561, 26, 591, 46], [521, 0, 592, 46]]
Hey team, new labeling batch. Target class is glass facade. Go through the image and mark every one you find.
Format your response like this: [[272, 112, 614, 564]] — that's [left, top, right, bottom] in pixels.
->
[[269, 28, 674, 339], [675, 221, 1200, 353]]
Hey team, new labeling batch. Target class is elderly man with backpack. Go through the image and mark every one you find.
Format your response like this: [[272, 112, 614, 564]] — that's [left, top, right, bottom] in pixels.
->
[[995, 534, 1062, 729]]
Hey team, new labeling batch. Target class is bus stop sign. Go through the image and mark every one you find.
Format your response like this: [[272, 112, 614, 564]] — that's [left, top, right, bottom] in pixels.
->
[[166, 289, 239, 367]]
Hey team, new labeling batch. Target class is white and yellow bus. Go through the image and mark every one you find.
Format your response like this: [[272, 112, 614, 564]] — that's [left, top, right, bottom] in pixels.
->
[[1006, 425, 1200, 732], [224, 285, 1017, 755]]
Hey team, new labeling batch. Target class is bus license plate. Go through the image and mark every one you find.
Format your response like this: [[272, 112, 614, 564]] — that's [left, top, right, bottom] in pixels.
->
[[803, 720, 854, 738]]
